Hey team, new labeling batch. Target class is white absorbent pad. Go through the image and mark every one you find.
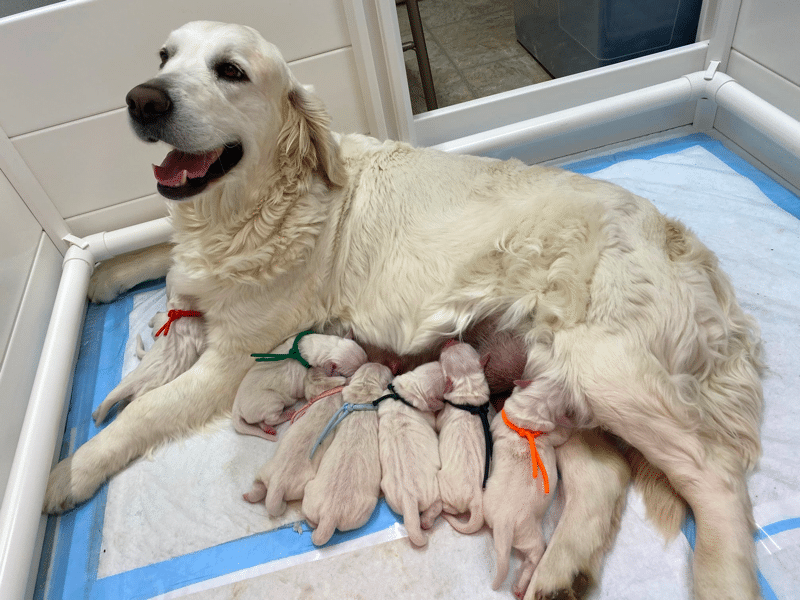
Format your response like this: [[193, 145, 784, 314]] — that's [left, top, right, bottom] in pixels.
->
[[35, 133, 800, 600]]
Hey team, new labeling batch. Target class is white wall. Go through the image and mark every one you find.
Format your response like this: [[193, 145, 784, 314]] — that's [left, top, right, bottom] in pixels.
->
[[715, 0, 800, 188], [0, 171, 61, 503]]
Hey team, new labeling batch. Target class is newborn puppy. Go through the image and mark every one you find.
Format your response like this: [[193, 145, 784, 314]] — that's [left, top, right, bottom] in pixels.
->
[[232, 333, 367, 440], [92, 291, 204, 425], [302, 363, 392, 546], [243, 367, 347, 515], [436, 342, 490, 534], [379, 361, 445, 547], [483, 389, 570, 599]]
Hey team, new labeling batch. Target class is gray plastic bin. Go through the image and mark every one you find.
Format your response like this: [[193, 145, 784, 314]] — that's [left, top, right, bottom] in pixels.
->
[[515, 0, 703, 78]]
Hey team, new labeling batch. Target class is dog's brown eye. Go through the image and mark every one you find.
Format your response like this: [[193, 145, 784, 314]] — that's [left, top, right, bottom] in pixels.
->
[[159, 49, 169, 68], [216, 62, 248, 82]]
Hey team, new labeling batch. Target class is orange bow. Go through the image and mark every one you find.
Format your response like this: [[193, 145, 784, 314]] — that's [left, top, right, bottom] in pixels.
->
[[501, 408, 550, 494]]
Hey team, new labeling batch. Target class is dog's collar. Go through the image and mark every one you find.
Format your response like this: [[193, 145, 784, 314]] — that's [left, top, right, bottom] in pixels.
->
[[251, 330, 314, 368], [501, 408, 550, 494], [444, 400, 493, 488], [154, 309, 204, 337]]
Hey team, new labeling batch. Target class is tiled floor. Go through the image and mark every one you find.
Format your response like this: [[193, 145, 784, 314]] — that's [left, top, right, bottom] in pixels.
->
[[397, 0, 553, 114]]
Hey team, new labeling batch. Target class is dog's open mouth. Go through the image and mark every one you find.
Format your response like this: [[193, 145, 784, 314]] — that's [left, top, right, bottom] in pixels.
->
[[153, 143, 243, 200]]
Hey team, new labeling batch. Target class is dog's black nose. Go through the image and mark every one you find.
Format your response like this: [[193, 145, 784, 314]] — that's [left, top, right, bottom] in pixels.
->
[[126, 83, 172, 123]]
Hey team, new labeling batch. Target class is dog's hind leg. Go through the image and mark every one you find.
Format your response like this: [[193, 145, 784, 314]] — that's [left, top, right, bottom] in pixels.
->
[[580, 351, 761, 600], [526, 429, 630, 600], [43, 348, 250, 513]]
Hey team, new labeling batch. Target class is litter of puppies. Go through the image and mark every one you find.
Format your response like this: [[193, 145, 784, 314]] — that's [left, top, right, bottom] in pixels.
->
[[237, 331, 567, 596]]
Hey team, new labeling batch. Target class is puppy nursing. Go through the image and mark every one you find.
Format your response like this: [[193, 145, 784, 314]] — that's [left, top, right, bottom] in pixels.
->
[[243, 367, 347, 516], [484, 386, 569, 598], [232, 332, 366, 440], [302, 363, 391, 546], [436, 342, 491, 534], [92, 290, 204, 425], [378, 361, 445, 547]]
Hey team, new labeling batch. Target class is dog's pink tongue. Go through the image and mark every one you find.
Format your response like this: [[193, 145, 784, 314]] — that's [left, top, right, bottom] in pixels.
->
[[153, 148, 223, 187]]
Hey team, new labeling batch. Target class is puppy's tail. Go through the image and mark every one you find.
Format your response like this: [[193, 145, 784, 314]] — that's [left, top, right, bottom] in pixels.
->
[[311, 517, 336, 546], [442, 497, 484, 534], [626, 446, 686, 540], [402, 495, 427, 547], [491, 520, 513, 590]]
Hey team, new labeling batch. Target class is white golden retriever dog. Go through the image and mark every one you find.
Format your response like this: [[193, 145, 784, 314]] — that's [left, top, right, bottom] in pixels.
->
[[44, 21, 764, 600]]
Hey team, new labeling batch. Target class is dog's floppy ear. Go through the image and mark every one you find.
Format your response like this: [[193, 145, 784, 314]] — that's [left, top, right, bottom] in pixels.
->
[[277, 83, 346, 189]]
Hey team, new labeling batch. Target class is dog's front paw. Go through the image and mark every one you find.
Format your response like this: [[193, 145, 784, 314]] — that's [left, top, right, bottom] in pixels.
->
[[530, 572, 592, 600], [42, 457, 101, 514], [43, 458, 79, 514]]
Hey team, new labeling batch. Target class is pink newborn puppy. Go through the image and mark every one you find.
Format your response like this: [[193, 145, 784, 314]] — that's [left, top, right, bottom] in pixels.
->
[[436, 342, 490, 534], [232, 333, 367, 440], [243, 368, 347, 515], [92, 293, 204, 425], [379, 361, 445, 546], [483, 388, 570, 599], [302, 363, 392, 546]]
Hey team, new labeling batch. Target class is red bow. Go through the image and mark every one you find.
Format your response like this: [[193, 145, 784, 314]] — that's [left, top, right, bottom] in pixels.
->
[[155, 309, 204, 337]]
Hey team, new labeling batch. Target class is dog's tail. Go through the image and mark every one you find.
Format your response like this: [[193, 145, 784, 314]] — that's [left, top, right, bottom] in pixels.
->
[[442, 497, 484, 534], [402, 495, 427, 547], [491, 520, 513, 590], [625, 446, 686, 539], [311, 517, 336, 546]]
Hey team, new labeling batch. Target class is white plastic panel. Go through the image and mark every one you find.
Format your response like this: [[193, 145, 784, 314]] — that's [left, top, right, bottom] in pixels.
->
[[0, 170, 43, 364], [487, 102, 697, 165], [0, 234, 61, 504], [727, 50, 800, 123], [715, 107, 800, 191], [65, 194, 168, 239], [412, 42, 708, 148], [732, 0, 800, 88], [0, 0, 350, 137], [12, 47, 369, 225]]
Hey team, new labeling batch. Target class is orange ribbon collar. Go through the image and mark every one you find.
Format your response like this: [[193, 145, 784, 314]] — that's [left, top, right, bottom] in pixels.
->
[[501, 408, 550, 494]]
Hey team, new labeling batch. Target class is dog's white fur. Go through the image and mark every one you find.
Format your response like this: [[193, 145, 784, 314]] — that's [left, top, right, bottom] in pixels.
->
[[483, 407, 559, 597], [378, 362, 444, 546], [436, 342, 490, 535], [302, 363, 390, 545], [45, 21, 764, 600], [231, 333, 366, 439], [242, 367, 346, 514]]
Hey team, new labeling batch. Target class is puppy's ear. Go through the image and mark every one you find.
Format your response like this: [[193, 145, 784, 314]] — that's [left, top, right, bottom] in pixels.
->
[[278, 84, 346, 189]]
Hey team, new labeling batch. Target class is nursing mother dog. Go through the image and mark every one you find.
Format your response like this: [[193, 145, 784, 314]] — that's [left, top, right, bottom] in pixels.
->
[[45, 21, 764, 600]]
